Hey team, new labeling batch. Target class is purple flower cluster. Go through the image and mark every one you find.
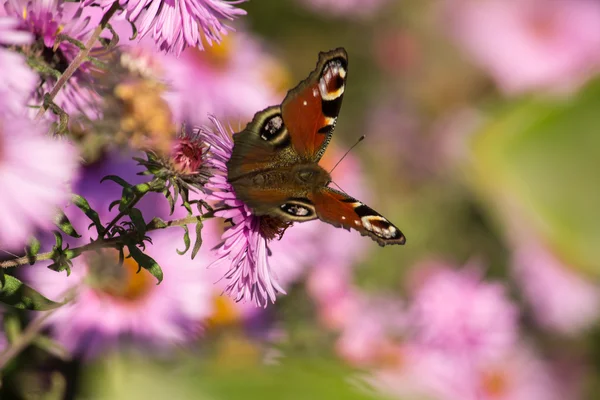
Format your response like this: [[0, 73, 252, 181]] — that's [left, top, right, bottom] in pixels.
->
[[0, 15, 78, 249]]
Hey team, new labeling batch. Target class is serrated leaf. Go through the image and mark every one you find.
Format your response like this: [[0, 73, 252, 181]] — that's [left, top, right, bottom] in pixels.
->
[[177, 225, 191, 255], [126, 244, 163, 284], [128, 208, 147, 237], [54, 211, 81, 238], [0, 272, 61, 310], [101, 175, 131, 188], [72, 194, 103, 232], [191, 220, 203, 259], [25, 237, 41, 265]]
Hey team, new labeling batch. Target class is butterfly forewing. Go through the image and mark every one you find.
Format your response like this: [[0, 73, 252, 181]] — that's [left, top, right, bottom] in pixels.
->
[[309, 188, 406, 246], [281, 48, 348, 162]]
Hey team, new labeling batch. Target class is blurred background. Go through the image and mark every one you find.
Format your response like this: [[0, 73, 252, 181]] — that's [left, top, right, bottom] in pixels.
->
[[2, 0, 600, 398]]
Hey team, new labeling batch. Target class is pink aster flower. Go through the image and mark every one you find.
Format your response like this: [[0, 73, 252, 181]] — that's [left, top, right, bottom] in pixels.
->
[[0, 117, 78, 250], [1, 1, 102, 119], [407, 261, 519, 362], [0, 16, 36, 115], [160, 33, 282, 124], [445, 0, 600, 94], [198, 116, 286, 307], [512, 241, 600, 336], [373, 344, 560, 400], [298, 0, 390, 19], [26, 229, 214, 356], [84, 0, 246, 55]]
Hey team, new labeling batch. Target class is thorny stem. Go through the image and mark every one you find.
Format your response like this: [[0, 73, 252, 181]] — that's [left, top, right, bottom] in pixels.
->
[[0, 211, 221, 269], [33, 2, 120, 122]]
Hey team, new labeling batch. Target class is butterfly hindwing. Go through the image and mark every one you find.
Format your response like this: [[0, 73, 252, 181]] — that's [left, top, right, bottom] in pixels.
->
[[310, 188, 406, 246], [281, 48, 348, 162]]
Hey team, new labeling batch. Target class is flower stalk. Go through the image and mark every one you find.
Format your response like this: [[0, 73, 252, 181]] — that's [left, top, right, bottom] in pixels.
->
[[33, 2, 121, 122], [0, 211, 222, 269]]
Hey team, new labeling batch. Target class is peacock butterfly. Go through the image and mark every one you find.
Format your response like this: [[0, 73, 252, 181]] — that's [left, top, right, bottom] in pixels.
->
[[227, 48, 406, 246]]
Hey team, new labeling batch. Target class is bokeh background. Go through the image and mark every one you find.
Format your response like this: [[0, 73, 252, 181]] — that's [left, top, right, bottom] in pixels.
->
[[2, 0, 600, 399]]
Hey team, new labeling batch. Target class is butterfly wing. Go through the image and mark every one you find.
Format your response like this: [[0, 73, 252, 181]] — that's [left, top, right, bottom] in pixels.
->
[[281, 48, 348, 162], [309, 187, 406, 246], [227, 106, 293, 182]]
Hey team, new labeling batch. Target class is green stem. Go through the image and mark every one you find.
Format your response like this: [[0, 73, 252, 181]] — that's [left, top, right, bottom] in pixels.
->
[[33, 2, 120, 122], [0, 212, 219, 269]]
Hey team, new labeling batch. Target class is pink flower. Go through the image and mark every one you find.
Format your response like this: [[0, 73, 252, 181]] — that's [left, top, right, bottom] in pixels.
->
[[407, 262, 519, 362], [373, 344, 560, 400], [445, 0, 600, 94], [298, 0, 390, 19], [2, 1, 102, 118], [512, 241, 600, 335], [0, 117, 78, 250], [160, 33, 282, 124], [84, 0, 247, 55], [199, 117, 285, 307], [0, 16, 36, 115], [111, 31, 282, 125], [26, 229, 214, 356]]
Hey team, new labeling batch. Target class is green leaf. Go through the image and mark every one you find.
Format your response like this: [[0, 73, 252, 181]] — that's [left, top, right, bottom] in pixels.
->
[[25, 237, 41, 265], [108, 199, 121, 212], [126, 244, 163, 284], [0, 272, 61, 310], [3, 312, 21, 343], [72, 194, 103, 232], [128, 208, 147, 238], [191, 220, 203, 260], [47, 259, 73, 276], [176, 225, 191, 255], [101, 175, 131, 188], [148, 217, 167, 229], [54, 211, 81, 238], [470, 79, 600, 276]]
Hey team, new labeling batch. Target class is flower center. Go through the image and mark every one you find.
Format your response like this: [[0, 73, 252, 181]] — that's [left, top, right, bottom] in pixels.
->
[[481, 368, 509, 397], [258, 216, 292, 241], [85, 249, 154, 301], [196, 35, 233, 69], [527, 8, 558, 41], [172, 137, 205, 174], [115, 80, 176, 155]]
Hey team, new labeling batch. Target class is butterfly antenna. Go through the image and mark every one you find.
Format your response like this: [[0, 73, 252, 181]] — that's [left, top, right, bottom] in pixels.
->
[[329, 135, 365, 175]]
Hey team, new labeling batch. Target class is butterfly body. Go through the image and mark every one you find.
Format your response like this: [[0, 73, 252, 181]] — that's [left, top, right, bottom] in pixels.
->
[[227, 48, 406, 246]]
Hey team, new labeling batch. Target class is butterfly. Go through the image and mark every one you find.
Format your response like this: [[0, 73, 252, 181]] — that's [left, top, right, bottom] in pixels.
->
[[227, 48, 405, 246]]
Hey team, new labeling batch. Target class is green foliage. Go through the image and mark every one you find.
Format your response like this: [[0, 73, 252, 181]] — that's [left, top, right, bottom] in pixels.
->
[[125, 242, 163, 284], [72, 194, 103, 233], [82, 353, 388, 400], [470, 79, 600, 276], [0, 271, 61, 311], [54, 211, 81, 238]]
